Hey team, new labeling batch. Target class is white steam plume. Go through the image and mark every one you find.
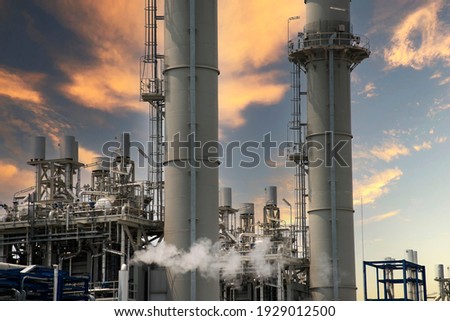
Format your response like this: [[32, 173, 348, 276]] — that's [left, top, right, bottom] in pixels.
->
[[131, 237, 274, 280], [249, 238, 274, 278]]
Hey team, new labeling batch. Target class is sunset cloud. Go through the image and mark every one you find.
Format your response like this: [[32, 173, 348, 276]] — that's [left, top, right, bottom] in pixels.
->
[[413, 141, 432, 152], [439, 77, 450, 86], [428, 102, 450, 117], [0, 161, 35, 203], [78, 146, 100, 165], [0, 67, 45, 104], [218, 0, 303, 127], [220, 71, 289, 127], [358, 82, 378, 98], [430, 72, 442, 79], [365, 210, 401, 225], [38, 1, 145, 113], [354, 168, 403, 205], [39, 0, 303, 125], [370, 140, 410, 162], [383, 0, 450, 69]]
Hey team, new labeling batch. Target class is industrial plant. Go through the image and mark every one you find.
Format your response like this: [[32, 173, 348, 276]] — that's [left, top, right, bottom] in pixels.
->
[[0, 0, 447, 301]]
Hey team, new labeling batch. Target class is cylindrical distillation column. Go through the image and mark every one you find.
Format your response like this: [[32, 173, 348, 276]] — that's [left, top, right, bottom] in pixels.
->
[[164, 0, 219, 300], [289, 0, 369, 300]]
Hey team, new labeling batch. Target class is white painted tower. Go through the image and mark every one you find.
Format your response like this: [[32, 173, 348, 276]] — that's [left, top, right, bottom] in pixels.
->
[[163, 0, 220, 300], [289, 0, 370, 300]]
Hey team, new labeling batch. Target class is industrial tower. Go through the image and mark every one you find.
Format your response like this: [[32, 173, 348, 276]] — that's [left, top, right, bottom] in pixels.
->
[[289, 0, 370, 300], [163, 0, 220, 300]]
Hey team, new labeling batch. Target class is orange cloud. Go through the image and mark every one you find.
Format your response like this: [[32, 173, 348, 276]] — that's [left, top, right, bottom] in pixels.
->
[[384, 0, 450, 69], [439, 77, 450, 86], [219, 0, 303, 70], [370, 140, 410, 162], [354, 168, 403, 205], [435, 136, 448, 144], [218, 0, 304, 127], [41, 1, 304, 125], [0, 161, 35, 204], [430, 72, 442, 79], [220, 71, 289, 127], [358, 82, 378, 98], [38, 1, 146, 113], [413, 141, 432, 152], [365, 210, 401, 225], [0, 67, 45, 104], [428, 102, 450, 117], [78, 146, 100, 165], [58, 62, 142, 112]]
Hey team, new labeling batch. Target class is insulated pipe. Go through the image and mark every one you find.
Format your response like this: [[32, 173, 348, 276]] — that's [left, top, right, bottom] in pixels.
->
[[164, 0, 219, 300], [189, 0, 197, 301], [53, 264, 59, 301], [329, 33, 338, 301]]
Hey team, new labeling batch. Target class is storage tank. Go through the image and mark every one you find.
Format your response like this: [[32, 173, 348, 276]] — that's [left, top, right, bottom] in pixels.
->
[[73, 140, 79, 162], [61, 136, 76, 159], [219, 187, 232, 208], [435, 264, 444, 280], [31, 136, 46, 161], [122, 133, 131, 159], [239, 203, 255, 233], [92, 156, 111, 172], [264, 186, 277, 206]]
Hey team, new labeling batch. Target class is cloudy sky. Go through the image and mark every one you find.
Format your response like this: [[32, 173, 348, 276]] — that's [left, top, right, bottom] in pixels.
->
[[0, 0, 449, 299]]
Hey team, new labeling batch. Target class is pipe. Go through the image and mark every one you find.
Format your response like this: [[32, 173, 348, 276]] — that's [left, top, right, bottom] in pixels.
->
[[53, 264, 59, 301], [0, 263, 26, 270], [189, 0, 197, 302], [102, 242, 107, 283], [58, 241, 81, 270], [11, 288, 22, 300], [329, 33, 339, 301], [120, 225, 126, 266]]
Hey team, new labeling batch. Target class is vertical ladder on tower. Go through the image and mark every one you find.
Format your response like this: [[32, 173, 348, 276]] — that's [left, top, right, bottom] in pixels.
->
[[287, 63, 309, 261], [140, 0, 165, 222]]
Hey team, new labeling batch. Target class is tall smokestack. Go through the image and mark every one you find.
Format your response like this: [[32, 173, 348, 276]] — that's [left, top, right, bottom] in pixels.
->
[[289, 0, 369, 300], [164, 0, 219, 300]]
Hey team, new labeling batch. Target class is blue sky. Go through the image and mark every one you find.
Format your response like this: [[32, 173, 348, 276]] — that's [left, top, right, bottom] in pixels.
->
[[0, 0, 449, 299]]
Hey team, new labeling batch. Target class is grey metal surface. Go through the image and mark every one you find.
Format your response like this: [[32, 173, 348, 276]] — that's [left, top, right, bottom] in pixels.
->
[[289, 0, 370, 300], [163, 0, 219, 300]]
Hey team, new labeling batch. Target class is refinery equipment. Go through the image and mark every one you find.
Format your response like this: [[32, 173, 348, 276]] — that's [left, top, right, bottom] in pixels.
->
[[434, 264, 450, 301], [0, 0, 377, 302], [0, 134, 163, 300], [288, 0, 370, 300], [0, 263, 90, 301], [218, 187, 309, 301]]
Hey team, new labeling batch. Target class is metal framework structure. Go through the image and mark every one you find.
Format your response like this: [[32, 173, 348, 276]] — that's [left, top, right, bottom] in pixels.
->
[[218, 187, 310, 301], [287, 47, 309, 262], [0, 264, 90, 301], [140, 0, 165, 223], [0, 135, 163, 300], [363, 260, 427, 301]]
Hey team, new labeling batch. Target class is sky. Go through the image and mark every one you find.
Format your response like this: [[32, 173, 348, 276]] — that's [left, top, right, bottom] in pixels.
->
[[0, 0, 449, 300]]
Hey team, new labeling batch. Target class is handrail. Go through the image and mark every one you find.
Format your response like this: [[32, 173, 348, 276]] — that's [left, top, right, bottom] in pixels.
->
[[288, 31, 370, 54]]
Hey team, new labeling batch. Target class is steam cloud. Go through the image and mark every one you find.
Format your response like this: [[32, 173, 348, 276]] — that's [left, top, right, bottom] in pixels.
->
[[131, 237, 275, 280]]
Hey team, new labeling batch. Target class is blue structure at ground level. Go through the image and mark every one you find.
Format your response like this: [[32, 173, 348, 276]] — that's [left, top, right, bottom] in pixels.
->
[[363, 260, 427, 301], [0, 265, 90, 300]]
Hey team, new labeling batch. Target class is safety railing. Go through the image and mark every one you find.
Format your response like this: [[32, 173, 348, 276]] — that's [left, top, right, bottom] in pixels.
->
[[288, 32, 370, 54]]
